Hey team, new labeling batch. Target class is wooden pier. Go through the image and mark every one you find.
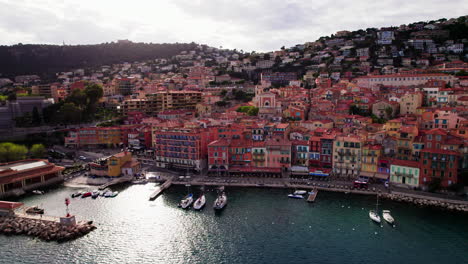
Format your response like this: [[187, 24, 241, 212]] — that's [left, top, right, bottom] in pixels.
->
[[307, 188, 318, 203], [149, 179, 173, 200]]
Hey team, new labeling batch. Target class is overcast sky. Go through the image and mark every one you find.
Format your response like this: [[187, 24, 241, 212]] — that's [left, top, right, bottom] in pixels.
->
[[0, 0, 466, 52]]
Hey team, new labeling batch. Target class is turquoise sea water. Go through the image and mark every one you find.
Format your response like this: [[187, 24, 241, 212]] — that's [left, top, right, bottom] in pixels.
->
[[1, 184, 467, 264]]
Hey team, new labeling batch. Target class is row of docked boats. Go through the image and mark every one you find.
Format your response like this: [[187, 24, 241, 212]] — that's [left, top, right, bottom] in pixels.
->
[[288, 189, 318, 203], [178, 186, 227, 211], [71, 189, 119, 199], [178, 192, 227, 211]]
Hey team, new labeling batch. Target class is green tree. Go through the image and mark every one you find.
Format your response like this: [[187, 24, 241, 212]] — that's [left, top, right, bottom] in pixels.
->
[[236, 106, 259, 116], [66, 89, 87, 106], [59, 103, 82, 124], [246, 107, 259, 116], [84, 83, 104, 105], [32, 106, 41, 126], [385, 107, 393, 119], [30, 144, 46, 158], [0, 142, 28, 162]]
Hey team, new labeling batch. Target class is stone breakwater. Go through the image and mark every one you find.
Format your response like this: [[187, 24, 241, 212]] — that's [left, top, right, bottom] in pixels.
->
[[381, 193, 468, 213], [0, 216, 96, 242]]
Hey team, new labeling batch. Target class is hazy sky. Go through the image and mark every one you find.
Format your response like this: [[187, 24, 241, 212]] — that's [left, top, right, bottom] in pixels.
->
[[0, 0, 466, 51]]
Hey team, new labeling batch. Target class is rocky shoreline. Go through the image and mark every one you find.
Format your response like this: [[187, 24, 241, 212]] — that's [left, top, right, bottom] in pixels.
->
[[380, 193, 468, 213], [0, 216, 96, 242]]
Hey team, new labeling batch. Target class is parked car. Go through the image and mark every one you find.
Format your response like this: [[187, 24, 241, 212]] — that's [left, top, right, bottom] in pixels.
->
[[78, 156, 87, 160]]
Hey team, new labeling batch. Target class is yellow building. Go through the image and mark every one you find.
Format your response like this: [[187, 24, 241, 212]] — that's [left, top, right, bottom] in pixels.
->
[[196, 103, 212, 116], [399, 92, 423, 115], [97, 127, 122, 146], [361, 144, 382, 179], [384, 118, 403, 137], [333, 135, 364, 178], [396, 126, 418, 160], [108, 152, 132, 177]]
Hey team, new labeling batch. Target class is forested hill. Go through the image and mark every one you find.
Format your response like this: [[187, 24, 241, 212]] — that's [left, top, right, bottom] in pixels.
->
[[0, 42, 199, 78]]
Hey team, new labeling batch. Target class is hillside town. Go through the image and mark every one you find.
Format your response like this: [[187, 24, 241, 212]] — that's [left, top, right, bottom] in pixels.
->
[[1, 15, 468, 195]]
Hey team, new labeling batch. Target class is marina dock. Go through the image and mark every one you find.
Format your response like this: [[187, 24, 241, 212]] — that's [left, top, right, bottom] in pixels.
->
[[99, 175, 133, 190], [149, 179, 173, 200], [307, 188, 318, 202]]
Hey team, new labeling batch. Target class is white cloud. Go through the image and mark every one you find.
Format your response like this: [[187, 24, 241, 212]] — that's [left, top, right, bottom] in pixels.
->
[[0, 0, 466, 51]]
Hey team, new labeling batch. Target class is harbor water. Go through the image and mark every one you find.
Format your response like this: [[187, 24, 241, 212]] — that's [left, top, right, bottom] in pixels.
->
[[1, 184, 467, 264]]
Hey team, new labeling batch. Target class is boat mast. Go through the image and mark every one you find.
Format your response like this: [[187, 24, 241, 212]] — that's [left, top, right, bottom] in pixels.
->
[[376, 194, 379, 212]]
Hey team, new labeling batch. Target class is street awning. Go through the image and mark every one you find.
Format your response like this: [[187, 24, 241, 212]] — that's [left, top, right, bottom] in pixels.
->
[[360, 171, 374, 178], [374, 173, 389, 180]]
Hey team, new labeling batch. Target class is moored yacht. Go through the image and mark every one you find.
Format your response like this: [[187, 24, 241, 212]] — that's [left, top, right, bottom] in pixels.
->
[[288, 194, 304, 199], [294, 190, 307, 195], [179, 194, 194, 209], [369, 195, 381, 223], [214, 192, 227, 210], [369, 210, 381, 223], [193, 194, 206, 210], [382, 210, 395, 225]]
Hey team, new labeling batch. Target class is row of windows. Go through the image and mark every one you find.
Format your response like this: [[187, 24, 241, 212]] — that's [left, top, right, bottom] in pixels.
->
[[336, 142, 361, 148], [371, 76, 448, 82]]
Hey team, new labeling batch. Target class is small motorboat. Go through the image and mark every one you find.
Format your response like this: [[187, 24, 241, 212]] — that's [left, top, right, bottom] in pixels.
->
[[91, 190, 100, 199], [179, 194, 194, 209], [81, 192, 92, 198], [71, 192, 82, 198], [193, 194, 206, 210], [369, 210, 381, 223], [26, 206, 44, 215], [104, 191, 119, 198], [32, 190, 44, 195], [288, 194, 304, 199], [382, 210, 395, 225], [294, 190, 307, 195], [99, 189, 109, 196]]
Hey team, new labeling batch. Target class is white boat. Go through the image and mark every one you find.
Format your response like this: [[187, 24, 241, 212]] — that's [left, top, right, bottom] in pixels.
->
[[32, 190, 44, 195], [369, 195, 381, 223], [214, 192, 227, 210], [104, 191, 116, 197], [382, 210, 395, 224], [294, 190, 307, 195], [369, 210, 381, 223], [179, 194, 194, 209], [288, 194, 304, 199], [91, 190, 100, 199], [193, 194, 206, 210]]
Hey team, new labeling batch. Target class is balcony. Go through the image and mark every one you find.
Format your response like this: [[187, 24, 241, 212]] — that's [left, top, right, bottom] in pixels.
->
[[394, 172, 414, 178]]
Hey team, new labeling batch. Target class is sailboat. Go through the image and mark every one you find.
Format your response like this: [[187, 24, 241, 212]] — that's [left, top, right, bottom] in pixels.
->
[[179, 184, 193, 209], [213, 191, 227, 210], [369, 195, 381, 223], [193, 194, 206, 210], [179, 193, 194, 209]]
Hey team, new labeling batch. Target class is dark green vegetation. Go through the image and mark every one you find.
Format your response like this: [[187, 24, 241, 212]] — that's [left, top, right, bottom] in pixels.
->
[[15, 83, 108, 127], [0, 142, 46, 162], [0, 42, 198, 79], [236, 106, 259, 116]]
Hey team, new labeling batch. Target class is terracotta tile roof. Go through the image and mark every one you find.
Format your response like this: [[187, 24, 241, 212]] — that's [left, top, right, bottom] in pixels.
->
[[391, 159, 420, 168]]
